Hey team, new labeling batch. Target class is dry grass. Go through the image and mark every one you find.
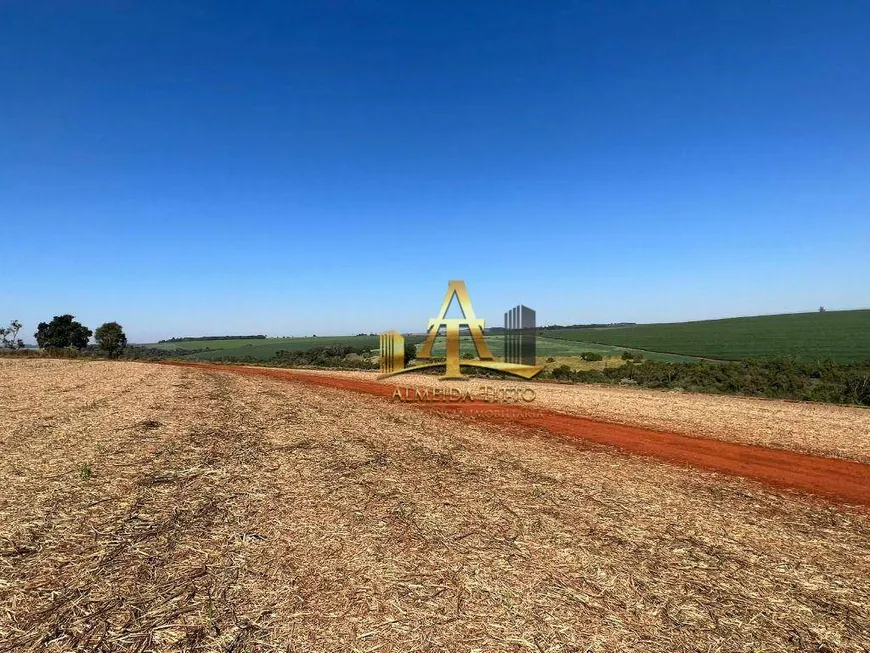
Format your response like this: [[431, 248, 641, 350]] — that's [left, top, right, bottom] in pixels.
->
[[538, 356, 624, 372], [293, 368, 870, 464], [0, 359, 868, 651]]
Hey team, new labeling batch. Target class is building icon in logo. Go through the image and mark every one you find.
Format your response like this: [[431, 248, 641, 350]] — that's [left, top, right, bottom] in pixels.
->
[[379, 330, 405, 374], [379, 280, 543, 380], [504, 305, 536, 366]]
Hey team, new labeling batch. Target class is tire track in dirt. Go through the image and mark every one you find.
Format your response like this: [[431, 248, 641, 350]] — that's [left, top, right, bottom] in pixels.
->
[[158, 362, 870, 507]]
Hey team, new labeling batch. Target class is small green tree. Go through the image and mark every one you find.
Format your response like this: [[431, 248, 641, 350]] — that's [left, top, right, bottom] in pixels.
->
[[552, 364, 573, 380], [95, 322, 128, 358], [0, 320, 25, 349], [35, 315, 92, 350], [404, 341, 417, 366], [580, 351, 603, 362]]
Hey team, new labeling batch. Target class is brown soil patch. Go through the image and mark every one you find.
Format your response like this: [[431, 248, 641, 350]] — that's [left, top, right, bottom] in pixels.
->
[[162, 362, 870, 507]]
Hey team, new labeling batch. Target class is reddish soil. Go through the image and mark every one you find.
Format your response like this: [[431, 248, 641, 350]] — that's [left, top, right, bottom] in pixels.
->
[[161, 362, 870, 507]]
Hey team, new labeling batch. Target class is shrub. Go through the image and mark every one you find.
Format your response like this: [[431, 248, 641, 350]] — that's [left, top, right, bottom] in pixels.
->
[[551, 364, 573, 380], [405, 342, 418, 366], [580, 352, 603, 362], [80, 463, 92, 480]]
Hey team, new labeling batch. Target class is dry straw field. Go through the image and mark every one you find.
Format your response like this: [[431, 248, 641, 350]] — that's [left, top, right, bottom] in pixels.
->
[[292, 368, 870, 464], [1, 359, 869, 651]]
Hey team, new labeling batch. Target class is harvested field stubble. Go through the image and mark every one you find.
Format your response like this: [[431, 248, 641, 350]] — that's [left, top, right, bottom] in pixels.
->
[[0, 359, 869, 651], [284, 368, 870, 464]]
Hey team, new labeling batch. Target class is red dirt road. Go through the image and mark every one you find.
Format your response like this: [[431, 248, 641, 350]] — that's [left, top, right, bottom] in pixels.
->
[[161, 362, 870, 507]]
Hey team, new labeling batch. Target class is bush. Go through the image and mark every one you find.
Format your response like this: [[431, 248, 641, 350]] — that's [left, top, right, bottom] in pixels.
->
[[580, 352, 603, 362], [551, 364, 573, 380], [405, 342, 418, 366]]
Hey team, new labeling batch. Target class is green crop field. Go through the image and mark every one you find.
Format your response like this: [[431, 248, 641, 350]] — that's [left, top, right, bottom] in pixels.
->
[[151, 337, 294, 352], [542, 309, 870, 363], [143, 335, 427, 361], [423, 335, 699, 362], [143, 310, 870, 364], [142, 333, 700, 363]]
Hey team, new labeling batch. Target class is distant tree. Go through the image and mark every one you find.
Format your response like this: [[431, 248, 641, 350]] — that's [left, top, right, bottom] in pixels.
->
[[404, 341, 417, 366], [580, 352, 604, 362], [551, 364, 573, 380], [95, 322, 128, 358], [35, 315, 92, 350], [819, 306, 827, 313], [0, 320, 25, 349]]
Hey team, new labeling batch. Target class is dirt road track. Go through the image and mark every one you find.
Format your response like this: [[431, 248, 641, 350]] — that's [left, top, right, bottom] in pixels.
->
[[161, 362, 870, 507]]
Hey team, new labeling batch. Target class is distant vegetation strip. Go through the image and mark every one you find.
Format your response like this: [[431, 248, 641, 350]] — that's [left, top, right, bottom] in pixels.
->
[[545, 359, 870, 407], [4, 342, 868, 407], [158, 335, 267, 343], [147, 335, 425, 360], [144, 335, 703, 363], [149, 335, 399, 354], [539, 322, 637, 330], [542, 310, 870, 363]]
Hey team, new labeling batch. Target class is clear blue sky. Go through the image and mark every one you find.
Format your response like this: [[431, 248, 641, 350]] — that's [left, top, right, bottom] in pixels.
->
[[2, 1, 868, 343]]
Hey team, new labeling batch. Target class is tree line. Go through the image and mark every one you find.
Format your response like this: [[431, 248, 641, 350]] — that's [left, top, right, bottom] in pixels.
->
[[1, 316, 128, 358], [158, 335, 267, 343]]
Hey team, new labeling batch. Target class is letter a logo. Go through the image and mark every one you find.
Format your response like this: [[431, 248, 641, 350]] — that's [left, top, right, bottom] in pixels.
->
[[379, 280, 544, 380], [417, 280, 492, 379]]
